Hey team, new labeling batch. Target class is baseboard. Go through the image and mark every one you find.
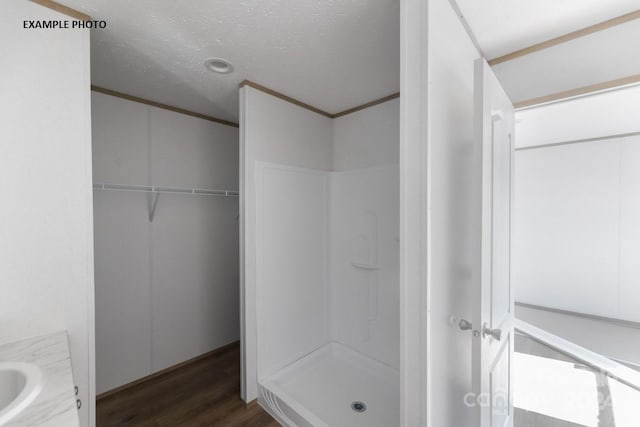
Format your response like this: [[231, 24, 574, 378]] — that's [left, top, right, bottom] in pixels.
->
[[96, 340, 240, 401]]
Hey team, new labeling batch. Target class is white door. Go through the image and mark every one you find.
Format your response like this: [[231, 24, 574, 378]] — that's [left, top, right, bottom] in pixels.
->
[[472, 58, 515, 427]]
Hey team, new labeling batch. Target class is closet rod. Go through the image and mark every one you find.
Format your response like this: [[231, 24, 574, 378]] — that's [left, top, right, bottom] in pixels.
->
[[93, 183, 239, 197]]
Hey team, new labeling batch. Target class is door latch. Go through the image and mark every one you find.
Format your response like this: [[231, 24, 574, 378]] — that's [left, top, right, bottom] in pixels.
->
[[458, 319, 480, 337]]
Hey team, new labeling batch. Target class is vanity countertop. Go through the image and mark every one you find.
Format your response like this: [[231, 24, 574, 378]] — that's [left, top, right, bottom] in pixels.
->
[[0, 332, 79, 427]]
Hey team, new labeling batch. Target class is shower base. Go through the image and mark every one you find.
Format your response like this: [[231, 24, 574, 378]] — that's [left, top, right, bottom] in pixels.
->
[[259, 342, 399, 427]]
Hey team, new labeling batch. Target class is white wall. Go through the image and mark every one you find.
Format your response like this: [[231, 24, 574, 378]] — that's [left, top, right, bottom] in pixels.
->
[[514, 136, 640, 322], [0, 1, 95, 425], [240, 86, 333, 401], [619, 139, 640, 322], [93, 191, 151, 393], [329, 167, 399, 369], [92, 92, 240, 393], [92, 93, 151, 393], [514, 140, 620, 317], [148, 106, 239, 372], [425, 0, 480, 426], [332, 98, 400, 171], [256, 164, 329, 377], [150, 194, 239, 371], [514, 86, 640, 324]]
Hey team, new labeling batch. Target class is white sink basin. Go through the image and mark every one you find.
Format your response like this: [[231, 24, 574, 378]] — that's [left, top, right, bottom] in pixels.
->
[[0, 362, 43, 426]]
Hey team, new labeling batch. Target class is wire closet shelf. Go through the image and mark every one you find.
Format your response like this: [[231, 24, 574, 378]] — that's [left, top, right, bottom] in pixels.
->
[[92, 183, 239, 197], [93, 183, 239, 222]]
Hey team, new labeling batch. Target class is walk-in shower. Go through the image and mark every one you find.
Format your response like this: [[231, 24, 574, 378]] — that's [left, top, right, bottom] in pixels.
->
[[255, 163, 399, 427], [241, 85, 400, 426]]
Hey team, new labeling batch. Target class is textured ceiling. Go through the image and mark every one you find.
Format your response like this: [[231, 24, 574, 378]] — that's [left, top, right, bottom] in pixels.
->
[[60, 0, 637, 119], [62, 0, 400, 123]]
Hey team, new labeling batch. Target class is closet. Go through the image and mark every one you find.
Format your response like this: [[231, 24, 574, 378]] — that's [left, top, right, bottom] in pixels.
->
[[92, 91, 240, 394]]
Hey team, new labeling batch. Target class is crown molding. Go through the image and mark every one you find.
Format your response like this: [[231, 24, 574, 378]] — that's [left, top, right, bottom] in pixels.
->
[[489, 10, 640, 66], [91, 86, 239, 128], [30, 0, 91, 21]]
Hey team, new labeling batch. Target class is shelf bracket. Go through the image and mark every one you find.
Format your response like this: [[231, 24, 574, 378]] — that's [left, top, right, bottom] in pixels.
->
[[149, 191, 160, 222]]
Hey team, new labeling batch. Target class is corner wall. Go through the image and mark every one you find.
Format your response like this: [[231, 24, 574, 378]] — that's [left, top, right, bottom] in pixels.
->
[[0, 1, 94, 424], [332, 98, 400, 171], [329, 98, 400, 369]]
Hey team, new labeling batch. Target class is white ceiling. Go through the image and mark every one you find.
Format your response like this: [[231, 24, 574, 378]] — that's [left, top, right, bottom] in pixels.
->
[[62, 0, 400, 123], [456, 0, 640, 105], [62, 0, 638, 120], [493, 19, 640, 105], [456, 0, 640, 60]]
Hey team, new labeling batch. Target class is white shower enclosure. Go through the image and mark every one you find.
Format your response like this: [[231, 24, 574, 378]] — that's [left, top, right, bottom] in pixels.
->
[[240, 85, 400, 426]]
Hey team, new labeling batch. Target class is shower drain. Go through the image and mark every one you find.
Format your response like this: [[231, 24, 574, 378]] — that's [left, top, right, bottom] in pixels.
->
[[351, 401, 367, 413]]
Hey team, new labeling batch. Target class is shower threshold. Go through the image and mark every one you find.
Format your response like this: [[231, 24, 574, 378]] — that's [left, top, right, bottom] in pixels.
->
[[259, 342, 399, 427]]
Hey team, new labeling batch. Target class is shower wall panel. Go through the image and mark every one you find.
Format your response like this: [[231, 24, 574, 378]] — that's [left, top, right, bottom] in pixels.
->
[[256, 163, 329, 378], [329, 166, 400, 369]]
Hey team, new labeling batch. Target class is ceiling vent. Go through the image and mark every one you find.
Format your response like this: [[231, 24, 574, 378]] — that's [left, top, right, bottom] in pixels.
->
[[204, 57, 233, 74]]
